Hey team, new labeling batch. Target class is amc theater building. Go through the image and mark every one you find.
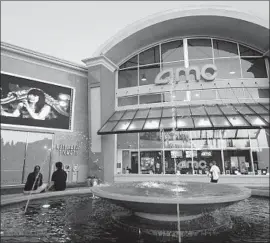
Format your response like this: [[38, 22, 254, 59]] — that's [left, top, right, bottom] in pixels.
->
[[1, 6, 269, 188]]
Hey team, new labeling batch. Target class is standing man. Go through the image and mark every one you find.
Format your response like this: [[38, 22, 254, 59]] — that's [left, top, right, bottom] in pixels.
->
[[47, 162, 67, 191], [210, 161, 220, 183]]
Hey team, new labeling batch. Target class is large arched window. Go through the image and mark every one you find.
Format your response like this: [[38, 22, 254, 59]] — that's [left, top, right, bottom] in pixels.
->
[[118, 38, 268, 89]]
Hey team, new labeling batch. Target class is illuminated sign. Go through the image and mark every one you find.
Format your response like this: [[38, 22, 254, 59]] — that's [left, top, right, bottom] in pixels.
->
[[155, 64, 217, 85]]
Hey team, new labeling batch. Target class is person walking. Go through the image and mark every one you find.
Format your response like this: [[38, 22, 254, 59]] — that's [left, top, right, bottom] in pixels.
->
[[209, 161, 220, 183]]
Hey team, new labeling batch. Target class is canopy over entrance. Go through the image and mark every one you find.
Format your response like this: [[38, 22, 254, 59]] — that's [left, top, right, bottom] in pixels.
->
[[98, 103, 269, 135]]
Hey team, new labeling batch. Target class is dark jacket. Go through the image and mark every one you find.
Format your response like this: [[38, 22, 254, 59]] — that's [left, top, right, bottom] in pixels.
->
[[51, 169, 67, 191], [24, 172, 43, 191]]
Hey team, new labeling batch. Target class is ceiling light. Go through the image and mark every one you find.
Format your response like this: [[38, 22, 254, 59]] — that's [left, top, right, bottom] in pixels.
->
[[195, 93, 200, 97], [141, 74, 147, 82], [229, 71, 236, 74]]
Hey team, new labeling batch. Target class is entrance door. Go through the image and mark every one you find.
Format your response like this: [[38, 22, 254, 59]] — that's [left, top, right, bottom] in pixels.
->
[[131, 152, 138, 174]]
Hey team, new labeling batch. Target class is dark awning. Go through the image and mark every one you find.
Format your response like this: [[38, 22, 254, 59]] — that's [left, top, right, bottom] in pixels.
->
[[98, 103, 269, 135]]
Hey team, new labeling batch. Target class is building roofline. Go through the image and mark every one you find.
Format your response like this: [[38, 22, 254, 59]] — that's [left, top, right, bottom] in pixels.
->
[[1, 41, 88, 74], [93, 5, 269, 57]]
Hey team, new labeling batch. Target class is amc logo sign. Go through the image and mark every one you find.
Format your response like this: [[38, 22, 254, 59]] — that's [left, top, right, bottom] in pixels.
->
[[155, 64, 218, 85]]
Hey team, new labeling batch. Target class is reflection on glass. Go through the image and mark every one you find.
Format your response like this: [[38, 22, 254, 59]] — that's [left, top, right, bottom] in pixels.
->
[[140, 151, 162, 174], [127, 120, 145, 131], [140, 94, 162, 104], [227, 116, 248, 126], [117, 133, 138, 149], [118, 96, 138, 107], [213, 40, 238, 57], [161, 40, 184, 62], [1, 130, 27, 185], [190, 106, 207, 115], [110, 111, 125, 121], [139, 46, 160, 65], [165, 151, 176, 174], [239, 45, 262, 57], [177, 117, 194, 128], [241, 58, 267, 78], [118, 68, 138, 89], [120, 55, 138, 69], [99, 121, 117, 133], [214, 58, 241, 79], [140, 132, 162, 149], [139, 65, 160, 86], [187, 39, 212, 59], [191, 90, 217, 101], [210, 116, 231, 127], [113, 120, 131, 131], [144, 119, 160, 130], [194, 117, 212, 127]]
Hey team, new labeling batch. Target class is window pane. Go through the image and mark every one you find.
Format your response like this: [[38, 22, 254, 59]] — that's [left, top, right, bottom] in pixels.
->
[[118, 133, 138, 149], [113, 120, 131, 131], [128, 120, 145, 131], [160, 117, 176, 129], [205, 105, 222, 115], [215, 58, 241, 79], [213, 40, 238, 58], [227, 116, 248, 126], [191, 90, 216, 101], [161, 40, 184, 62], [135, 109, 149, 119], [118, 96, 138, 107], [241, 58, 267, 78], [163, 91, 187, 102], [140, 150, 162, 174], [99, 121, 117, 133], [258, 89, 269, 98], [233, 104, 254, 114], [139, 46, 160, 65], [139, 65, 160, 86], [177, 117, 194, 128], [193, 117, 212, 127], [140, 94, 162, 104], [110, 111, 125, 120], [140, 132, 162, 149], [120, 55, 138, 69], [122, 110, 137, 120], [223, 129, 237, 138], [144, 119, 160, 130], [219, 105, 238, 115], [245, 116, 267, 126], [190, 106, 207, 115], [210, 116, 231, 127], [177, 107, 191, 116], [148, 108, 162, 118], [187, 39, 212, 59], [239, 45, 262, 57], [162, 107, 173, 117], [118, 68, 138, 88], [247, 104, 268, 114]]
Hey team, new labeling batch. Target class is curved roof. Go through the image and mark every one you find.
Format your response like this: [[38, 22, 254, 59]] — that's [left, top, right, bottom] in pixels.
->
[[92, 6, 269, 66]]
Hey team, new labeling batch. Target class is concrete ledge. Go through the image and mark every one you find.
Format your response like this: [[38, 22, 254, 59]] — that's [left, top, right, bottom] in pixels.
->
[[1, 187, 93, 207], [1, 185, 269, 207]]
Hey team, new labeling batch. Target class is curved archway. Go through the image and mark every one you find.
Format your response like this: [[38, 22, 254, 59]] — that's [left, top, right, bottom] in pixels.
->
[[92, 6, 269, 66]]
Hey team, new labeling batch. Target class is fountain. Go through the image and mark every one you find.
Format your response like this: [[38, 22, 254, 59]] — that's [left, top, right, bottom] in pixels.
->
[[92, 72, 253, 241], [91, 181, 251, 240]]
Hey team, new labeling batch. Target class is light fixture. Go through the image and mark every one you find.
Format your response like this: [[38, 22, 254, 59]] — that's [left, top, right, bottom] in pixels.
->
[[229, 71, 236, 75], [195, 93, 200, 97], [141, 74, 147, 82]]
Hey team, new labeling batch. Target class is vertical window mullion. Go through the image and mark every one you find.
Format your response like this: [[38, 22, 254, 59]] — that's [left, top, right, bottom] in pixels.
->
[[237, 43, 243, 78], [183, 38, 189, 68], [264, 57, 270, 78]]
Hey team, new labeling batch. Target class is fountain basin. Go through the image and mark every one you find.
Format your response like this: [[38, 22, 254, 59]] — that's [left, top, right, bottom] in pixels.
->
[[91, 181, 251, 221]]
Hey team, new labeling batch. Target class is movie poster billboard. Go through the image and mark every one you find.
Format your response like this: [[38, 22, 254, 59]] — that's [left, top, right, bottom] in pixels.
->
[[0, 72, 74, 131]]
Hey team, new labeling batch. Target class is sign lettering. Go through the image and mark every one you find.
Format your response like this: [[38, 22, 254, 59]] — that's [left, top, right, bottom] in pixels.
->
[[155, 64, 218, 85]]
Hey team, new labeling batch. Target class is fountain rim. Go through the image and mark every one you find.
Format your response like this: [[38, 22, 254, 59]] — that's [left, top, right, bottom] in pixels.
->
[[91, 182, 251, 205]]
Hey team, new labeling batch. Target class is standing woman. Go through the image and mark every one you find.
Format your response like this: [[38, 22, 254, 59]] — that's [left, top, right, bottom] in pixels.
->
[[1, 88, 51, 120]]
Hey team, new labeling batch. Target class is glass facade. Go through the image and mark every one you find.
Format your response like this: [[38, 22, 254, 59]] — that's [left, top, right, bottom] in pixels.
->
[[113, 37, 269, 177], [116, 129, 269, 175], [1, 130, 53, 185], [117, 38, 268, 107]]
